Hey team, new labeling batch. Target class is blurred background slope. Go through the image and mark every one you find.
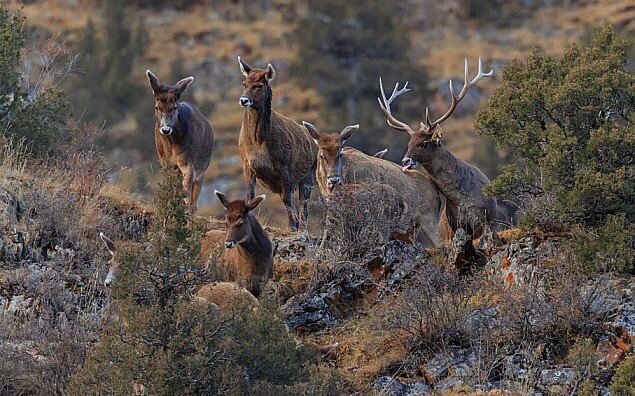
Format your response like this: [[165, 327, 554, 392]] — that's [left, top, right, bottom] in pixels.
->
[[10, 0, 635, 219]]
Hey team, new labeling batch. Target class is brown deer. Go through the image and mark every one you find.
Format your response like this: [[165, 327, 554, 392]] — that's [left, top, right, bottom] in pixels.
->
[[378, 58, 499, 239], [99, 233, 259, 311], [302, 122, 444, 248], [146, 70, 214, 212], [214, 190, 274, 298], [237, 57, 318, 230]]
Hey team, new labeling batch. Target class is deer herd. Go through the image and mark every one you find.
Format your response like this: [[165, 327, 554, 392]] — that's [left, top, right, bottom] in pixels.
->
[[101, 56, 501, 310]]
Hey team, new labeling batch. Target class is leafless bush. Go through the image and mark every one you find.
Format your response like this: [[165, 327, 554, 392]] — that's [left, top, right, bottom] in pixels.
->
[[322, 184, 406, 261]]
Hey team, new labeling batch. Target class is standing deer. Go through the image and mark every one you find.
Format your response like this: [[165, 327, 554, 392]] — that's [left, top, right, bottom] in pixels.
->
[[146, 70, 214, 212], [302, 122, 444, 248], [214, 190, 274, 298], [237, 57, 318, 230], [378, 58, 499, 239]]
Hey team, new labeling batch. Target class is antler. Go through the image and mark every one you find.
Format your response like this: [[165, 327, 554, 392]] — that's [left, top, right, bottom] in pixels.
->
[[377, 78, 420, 135], [425, 57, 493, 131], [378, 58, 493, 135]]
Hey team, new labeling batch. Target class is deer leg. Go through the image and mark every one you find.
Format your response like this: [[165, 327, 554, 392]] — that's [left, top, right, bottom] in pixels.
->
[[191, 178, 203, 209], [281, 185, 299, 231], [182, 166, 195, 211], [244, 168, 256, 201], [298, 178, 313, 227]]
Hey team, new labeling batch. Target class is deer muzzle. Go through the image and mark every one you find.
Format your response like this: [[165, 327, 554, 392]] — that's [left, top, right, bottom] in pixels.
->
[[104, 272, 117, 288], [401, 157, 418, 172], [326, 176, 342, 190], [239, 96, 253, 107], [225, 240, 237, 249], [160, 125, 173, 135]]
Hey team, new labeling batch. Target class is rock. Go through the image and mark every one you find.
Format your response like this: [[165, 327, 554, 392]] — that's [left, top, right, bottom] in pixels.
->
[[282, 240, 428, 332], [539, 367, 575, 388], [596, 338, 626, 367], [0, 187, 24, 226], [374, 376, 432, 395], [615, 302, 635, 337], [7, 295, 33, 316]]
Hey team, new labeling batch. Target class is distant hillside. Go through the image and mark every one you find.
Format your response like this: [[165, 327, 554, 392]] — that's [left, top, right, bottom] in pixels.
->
[[15, 0, 635, 217]]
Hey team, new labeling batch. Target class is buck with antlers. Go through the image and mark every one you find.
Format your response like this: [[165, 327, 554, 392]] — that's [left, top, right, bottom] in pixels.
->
[[237, 57, 318, 230], [303, 121, 444, 248], [378, 58, 499, 239], [146, 70, 214, 213]]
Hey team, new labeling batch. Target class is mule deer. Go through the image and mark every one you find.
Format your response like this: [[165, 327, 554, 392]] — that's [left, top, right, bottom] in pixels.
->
[[146, 70, 214, 212], [237, 57, 318, 230], [214, 190, 274, 298], [378, 58, 499, 239], [303, 122, 444, 248]]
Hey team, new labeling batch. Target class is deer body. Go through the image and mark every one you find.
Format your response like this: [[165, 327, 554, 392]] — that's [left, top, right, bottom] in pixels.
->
[[238, 58, 318, 230], [215, 191, 273, 298], [304, 122, 443, 248], [420, 144, 497, 237], [340, 148, 443, 247], [146, 70, 214, 212], [378, 58, 499, 240]]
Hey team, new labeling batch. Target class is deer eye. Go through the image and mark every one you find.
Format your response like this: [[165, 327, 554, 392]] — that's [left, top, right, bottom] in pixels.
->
[[154, 106, 159, 111], [418, 141, 428, 148]]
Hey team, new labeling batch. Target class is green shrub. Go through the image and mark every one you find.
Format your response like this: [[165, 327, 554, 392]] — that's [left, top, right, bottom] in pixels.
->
[[610, 354, 635, 396], [476, 25, 635, 273], [69, 168, 340, 394], [0, 1, 72, 157]]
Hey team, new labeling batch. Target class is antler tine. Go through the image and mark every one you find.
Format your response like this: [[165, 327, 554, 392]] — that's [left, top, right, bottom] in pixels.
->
[[427, 57, 494, 131], [377, 77, 417, 135]]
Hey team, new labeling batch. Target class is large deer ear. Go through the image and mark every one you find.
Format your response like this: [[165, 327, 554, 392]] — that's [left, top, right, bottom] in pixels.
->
[[340, 124, 359, 143], [99, 232, 116, 257], [246, 195, 266, 211], [173, 76, 194, 98], [265, 63, 276, 82], [302, 121, 320, 144], [146, 69, 161, 94], [214, 190, 231, 209], [238, 56, 251, 77]]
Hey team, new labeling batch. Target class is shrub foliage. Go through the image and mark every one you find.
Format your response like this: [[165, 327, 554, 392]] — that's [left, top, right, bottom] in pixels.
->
[[476, 25, 634, 272]]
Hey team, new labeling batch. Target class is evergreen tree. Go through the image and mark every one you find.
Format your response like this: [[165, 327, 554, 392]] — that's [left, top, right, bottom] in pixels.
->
[[70, 0, 147, 127], [476, 25, 635, 273], [0, 1, 70, 156]]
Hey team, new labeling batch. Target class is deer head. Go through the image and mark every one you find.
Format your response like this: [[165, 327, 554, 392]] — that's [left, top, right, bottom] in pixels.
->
[[215, 190, 266, 248], [146, 69, 194, 135], [302, 121, 359, 194], [378, 58, 493, 171], [100, 232, 118, 287], [237, 57, 276, 109]]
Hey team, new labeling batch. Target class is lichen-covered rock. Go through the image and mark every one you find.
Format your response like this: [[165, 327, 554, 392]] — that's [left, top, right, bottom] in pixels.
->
[[374, 376, 432, 396]]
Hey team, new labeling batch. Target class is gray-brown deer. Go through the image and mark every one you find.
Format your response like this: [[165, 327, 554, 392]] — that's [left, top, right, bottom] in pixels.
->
[[146, 70, 214, 212], [303, 121, 444, 248], [237, 57, 318, 230], [378, 58, 499, 239], [214, 190, 274, 298]]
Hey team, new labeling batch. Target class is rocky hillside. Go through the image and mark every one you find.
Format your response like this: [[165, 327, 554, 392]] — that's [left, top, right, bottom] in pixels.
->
[[2, 153, 634, 393]]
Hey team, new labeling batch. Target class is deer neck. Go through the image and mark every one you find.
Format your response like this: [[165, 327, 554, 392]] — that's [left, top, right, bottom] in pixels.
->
[[420, 145, 466, 205], [243, 95, 272, 144], [237, 216, 271, 262]]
